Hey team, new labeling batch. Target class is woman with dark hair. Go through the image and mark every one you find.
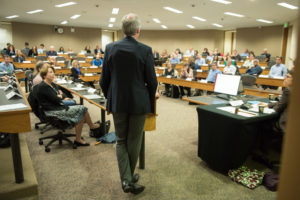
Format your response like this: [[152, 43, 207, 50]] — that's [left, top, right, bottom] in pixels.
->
[[28, 46, 38, 57], [85, 46, 91, 54], [179, 63, 193, 97], [58, 47, 65, 54], [6, 45, 15, 56], [37, 63, 100, 146]]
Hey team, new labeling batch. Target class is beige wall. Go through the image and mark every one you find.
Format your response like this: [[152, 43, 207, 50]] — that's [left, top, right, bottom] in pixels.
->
[[0, 23, 12, 49], [118, 30, 225, 54], [236, 25, 283, 57], [12, 22, 102, 53]]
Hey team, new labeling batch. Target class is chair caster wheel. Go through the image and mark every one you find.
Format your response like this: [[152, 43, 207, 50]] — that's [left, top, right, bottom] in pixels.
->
[[73, 144, 77, 149], [45, 147, 50, 152], [35, 125, 39, 129], [40, 130, 44, 134], [39, 140, 43, 145]]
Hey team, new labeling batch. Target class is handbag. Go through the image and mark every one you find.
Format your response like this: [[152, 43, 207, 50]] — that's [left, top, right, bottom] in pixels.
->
[[89, 120, 110, 138]]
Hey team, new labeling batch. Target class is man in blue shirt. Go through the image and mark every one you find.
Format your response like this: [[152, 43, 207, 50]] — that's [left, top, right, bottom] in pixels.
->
[[269, 56, 287, 77], [0, 55, 14, 76], [206, 62, 222, 83], [169, 53, 180, 64], [195, 53, 206, 69], [92, 55, 103, 66], [46, 45, 58, 57], [246, 59, 262, 75]]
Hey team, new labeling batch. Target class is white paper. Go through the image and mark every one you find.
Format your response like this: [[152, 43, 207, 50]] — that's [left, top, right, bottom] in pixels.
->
[[83, 94, 102, 99], [54, 66, 62, 69], [0, 103, 27, 112], [84, 73, 93, 76], [201, 64, 208, 66], [76, 83, 83, 88], [166, 75, 171, 78], [273, 76, 284, 80], [90, 66, 98, 68], [56, 80, 67, 84], [186, 78, 192, 81], [229, 100, 244, 107], [70, 87, 86, 91], [79, 61, 86, 63], [261, 66, 266, 70], [23, 61, 31, 63], [57, 61, 64, 63], [87, 56, 93, 58], [5, 91, 23, 100], [259, 75, 269, 78], [217, 106, 258, 117], [196, 69, 202, 72], [199, 79, 208, 83], [0, 86, 6, 89], [67, 80, 73, 84], [218, 64, 225, 67], [88, 88, 96, 93]]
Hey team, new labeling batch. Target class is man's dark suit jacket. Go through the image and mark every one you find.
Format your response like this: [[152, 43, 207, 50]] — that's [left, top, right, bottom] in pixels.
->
[[100, 36, 158, 114], [94, 48, 104, 55]]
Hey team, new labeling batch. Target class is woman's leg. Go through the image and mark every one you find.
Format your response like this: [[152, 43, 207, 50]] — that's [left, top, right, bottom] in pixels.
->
[[83, 111, 99, 129], [75, 117, 85, 142]]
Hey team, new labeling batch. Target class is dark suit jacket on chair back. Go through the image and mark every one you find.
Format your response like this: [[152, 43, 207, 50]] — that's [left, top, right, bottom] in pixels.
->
[[100, 36, 158, 114]]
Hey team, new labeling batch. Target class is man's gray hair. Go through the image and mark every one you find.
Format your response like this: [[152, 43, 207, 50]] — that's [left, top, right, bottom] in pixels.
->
[[121, 13, 141, 36]]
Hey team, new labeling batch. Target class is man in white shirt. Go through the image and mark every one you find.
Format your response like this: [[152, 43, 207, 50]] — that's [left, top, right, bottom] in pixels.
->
[[195, 53, 206, 69], [206, 52, 214, 64], [37, 43, 46, 54], [185, 48, 194, 57], [223, 59, 236, 75]]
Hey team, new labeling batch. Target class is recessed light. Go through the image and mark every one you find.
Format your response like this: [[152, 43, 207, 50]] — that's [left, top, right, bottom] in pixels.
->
[[27, 9, 43, 14], [186, 24, 195, 29], [161, 25, 167, 29], [211, 0, 232, 5], [224, 12, 244, 17], [70, 14, 81, 19], [109, 17, 116, 22], [61, 20, 68, 24], [55, 2, 77, 8], [153, 18, 161, 23], [163, 7, 183, 14], [212, 23, 223, 27], [5, 15, 19, 19], [108, 24, 113, 27], [277, 2, 298, 10], [112, 8, 119, 14], [256, 19, 273, 24], [192, 16, 206, 22]]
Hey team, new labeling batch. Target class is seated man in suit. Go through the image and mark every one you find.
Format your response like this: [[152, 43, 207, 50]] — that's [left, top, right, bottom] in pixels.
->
[[46, 45, 58, 57], [246, 59, 262, 75], [261, 48, 271, 62], [92, 55, 103, 66], [94, 45, 104, 54], [0, 55, 14, 76], [269, 56, 287, 78], [195, 53, 206, 70], [206, 62, 222, 83]]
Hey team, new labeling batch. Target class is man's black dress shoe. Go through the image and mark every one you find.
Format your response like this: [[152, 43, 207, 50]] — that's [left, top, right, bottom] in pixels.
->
[[122, 180, 145, 194], [132, 174, 139, 183], [74, 140, 90, 146]]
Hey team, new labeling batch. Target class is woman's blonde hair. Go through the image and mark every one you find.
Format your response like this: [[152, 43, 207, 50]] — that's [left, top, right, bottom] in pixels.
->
[[40, 63, 55, 79]]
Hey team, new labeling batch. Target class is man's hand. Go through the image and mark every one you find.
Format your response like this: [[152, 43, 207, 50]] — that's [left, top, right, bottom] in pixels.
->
[[155, 91, 160, 99]]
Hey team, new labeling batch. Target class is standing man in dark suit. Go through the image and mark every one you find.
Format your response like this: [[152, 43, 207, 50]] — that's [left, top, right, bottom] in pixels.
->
[[100, 13, 158, 195]]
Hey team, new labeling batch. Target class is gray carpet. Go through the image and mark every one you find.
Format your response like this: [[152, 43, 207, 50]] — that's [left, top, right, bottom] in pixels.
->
[[25, 95, 277, 200]]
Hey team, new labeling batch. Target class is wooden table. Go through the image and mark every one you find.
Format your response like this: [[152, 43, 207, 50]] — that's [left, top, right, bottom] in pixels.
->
[[79, 75, 101, 82], [0, 78, 32, 183], [244, 88, 282, 98], [256, 77, 284, 87]]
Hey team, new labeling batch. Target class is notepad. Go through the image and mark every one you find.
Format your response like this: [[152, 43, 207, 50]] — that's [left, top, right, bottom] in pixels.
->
[[83, 94, 102, 99], [0, 103, 27, 112], [23, 61, 31, 63], [90, 66, 98, 68], [196, 69, 203, 72], [84, 73, 93, 76], [259, 75, 269, 78]]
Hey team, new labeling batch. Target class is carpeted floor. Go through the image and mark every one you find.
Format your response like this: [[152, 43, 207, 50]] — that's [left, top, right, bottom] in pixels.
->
[[25, 95, 277, 200]]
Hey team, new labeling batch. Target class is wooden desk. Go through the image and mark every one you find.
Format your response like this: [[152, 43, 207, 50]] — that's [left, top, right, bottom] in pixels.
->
[[256, 77, 284, 87], [157, 76, 214, 91], [80, 67, 102, 74], [0, 78, 32, 183], [79, 75, 100, 82], [55, 68, 71, 75], [244, 88, 282, 98], [14, 63, 35, 69], [79, 62, 91, 67]]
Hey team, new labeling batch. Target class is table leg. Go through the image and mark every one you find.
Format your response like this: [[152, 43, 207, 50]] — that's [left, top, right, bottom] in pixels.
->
[[139, 131, 145, 169], [10, 134, 24, 183], [101, 109, 106, 134], [25, 78, 28, 93], [80, 97, 83, 105]]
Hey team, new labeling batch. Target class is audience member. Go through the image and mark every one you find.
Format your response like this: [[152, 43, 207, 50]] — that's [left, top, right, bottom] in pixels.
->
[[246, 59, 262, 75], [94, 45, 104, 54], [46, 46, 58, 57], [206, 52, 214, 63], [169, 53, 180, 64], [21, 42, 30, 56], [213, 48, 220, 56], [92, 55, 103, 66], [163, 62, 178, 97], [243, 53, 255, 68], [0, 55, 14, 76], [85, 46, 91, 54], [71, 60, 81, 81], [202, 48, 210, 57], [28, 46, 38, 57], [67, 48, 73, 53], [223, 59, 236, 75], [179, 63, 193, 97], [37, 44, 46, 54], [58, 47, 65, 54], [231, 49, 241, 61], [36, 64, 100, 146], [175, 49, 183, 61], [269, 56, 287, 77], [153, 50, 159, 60], [6, 44, 15, 56], [187, 58, 195, 69], [193, 50, 199, 60], [195, 53, 206, 69], [33, 61, 44, 86], [206, 62, 221, 83], [13, 50, 25, 63], [239, 48, 249, 58], [261, 48, 271, 62], [185, 48, 194, 57]]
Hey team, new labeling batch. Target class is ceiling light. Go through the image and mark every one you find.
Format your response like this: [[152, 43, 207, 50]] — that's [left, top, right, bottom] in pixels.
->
[[224, 12, 244, 17], [27, 9, 43, 14], [277, 2, 298, 10], [192, 16, 206, 22], [108, 24, 113, 27], [163, 7, 183, 14], [161, 25, 167, 29], [109, 17, 116, 22], [211, 0, 232, 5], [153, 18, 161, 23], [70, 14, 80, 19], [186, 24, 195, 29], [212, 23, 223, 27], [61, 20, 68, 24], [112, 8, 119, 14], [5, 15, 19, 19], [55, 2, 77, 8], [256, 19, 273, 24]]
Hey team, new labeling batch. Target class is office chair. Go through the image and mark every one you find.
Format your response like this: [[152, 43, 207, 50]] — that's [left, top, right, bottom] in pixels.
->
[[241, 74, 257, 87], [255, 55, 266, 62], [56, 56, 66, 61], [68, 53, 77, 58], [85, 53, 94, 57], [268, 60, 276, 68], [36, 56, 47, 62]]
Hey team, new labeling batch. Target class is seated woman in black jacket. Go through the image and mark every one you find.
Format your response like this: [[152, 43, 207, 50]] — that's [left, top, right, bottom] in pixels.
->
[[71, 59, 81, 81], [37, 64, 99, 146]]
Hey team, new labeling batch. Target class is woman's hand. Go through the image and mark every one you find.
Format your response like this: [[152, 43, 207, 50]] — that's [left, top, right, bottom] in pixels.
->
[[57, 94, 63, 99], [64, 98, 72, 101]]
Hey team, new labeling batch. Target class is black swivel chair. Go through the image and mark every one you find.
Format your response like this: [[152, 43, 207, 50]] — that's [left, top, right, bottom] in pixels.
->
[[36, 56, 47, 62], [241, 74, 257, 88]]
